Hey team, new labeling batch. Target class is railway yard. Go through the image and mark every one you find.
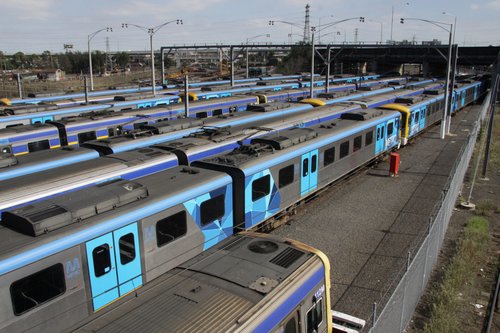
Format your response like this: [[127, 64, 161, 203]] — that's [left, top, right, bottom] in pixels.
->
[[271, 102, 491, 326], [0, 62, 498, 332]]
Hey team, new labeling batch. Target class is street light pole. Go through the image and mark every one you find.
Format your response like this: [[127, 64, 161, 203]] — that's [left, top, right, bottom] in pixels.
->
[[401, 17, 452, 139], [245, 34, 270, 79], [310, 27, 315, 98], [88, 27, 112, 91], [443, 12, 458, 134], [122, 20, 182, 96]]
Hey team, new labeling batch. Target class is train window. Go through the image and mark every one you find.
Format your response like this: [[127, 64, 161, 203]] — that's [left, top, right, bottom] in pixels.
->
[[387, 122, 394, 135], [302, 158, 309, 177], [119, 233, 136, 265], [376, 128, 381, 140], [213, 109, 223, 116], [365, 131, 373, 146], [6, 123, 23, 128], [284, 312, 300, 333], [311, 154, 317, 172], [200, 194, 225, 226], [279, 164, 294, 188], [196, 112, 208, 119], [306, 298, 324, 333], [78, 131, 97, 144], [28, 139, 50, 152], [156, 211, 187, 247], [339, 141, 349, 159], [108, 128, 115, 137], [10, 263, 66, 316], [414, 112, 419, 122], [92, 244, 112, 277], [324, 147, 335, 166], [252, 175, 271, 201], [353, 135, 362, 152]]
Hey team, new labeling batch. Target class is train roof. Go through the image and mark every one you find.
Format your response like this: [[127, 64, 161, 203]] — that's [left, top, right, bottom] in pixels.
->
[[0, 146, 99, 179], [196, 109, 399, 175], [0, 123, 57, 139], [0, 147, 178, 211], [82, 103, 314, 154], [73, 233, 316, 332], [0, 166, 231, 275]]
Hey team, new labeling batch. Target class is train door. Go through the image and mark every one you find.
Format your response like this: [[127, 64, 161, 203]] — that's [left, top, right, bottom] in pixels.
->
[[375, 123, 386, 154], [300, 149, 318, 196], [419, 107, 426, 130], [85, 222, 143, 311]]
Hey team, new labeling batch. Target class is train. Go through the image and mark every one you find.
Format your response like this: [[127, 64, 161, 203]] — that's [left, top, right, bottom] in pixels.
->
[[0, 78, 410, 155], [0, 78, 432, 170], [0, 94, 407, 212], [0, 76, 485, 331], [0, 75, 388, 129], [72, 232, 332, 332]]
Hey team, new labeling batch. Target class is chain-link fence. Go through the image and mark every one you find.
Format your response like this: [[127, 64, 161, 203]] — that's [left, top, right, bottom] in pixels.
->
[[368, 93, 491, 333]]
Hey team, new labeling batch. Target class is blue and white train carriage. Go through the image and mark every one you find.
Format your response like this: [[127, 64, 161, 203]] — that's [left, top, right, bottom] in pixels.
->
[[0, 166, 233, 331], [193, 109, 400, 230]]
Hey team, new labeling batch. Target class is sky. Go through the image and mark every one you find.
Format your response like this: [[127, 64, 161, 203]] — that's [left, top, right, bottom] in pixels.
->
[[1, 0, 499, 54]]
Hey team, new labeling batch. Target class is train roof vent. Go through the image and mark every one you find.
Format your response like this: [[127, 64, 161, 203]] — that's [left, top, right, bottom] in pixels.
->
[[247, 102, 291, 112], [358, 86, 376, 91], [423, 89, 441, 95], [140, 118, 204, 134], [316, 92, 337, 99], [251, 128, 318, 150], [256, 81, 268, 86], [189, 126, 232, 141], [269, 247, 304, 268], [340, 110, 382, 121], [2, 180, 148, 236], [388, 81, 403, 86], [200, 86, 229, 91], [180, 167, 200, 174], [248, 240, 279, 254], [394, 97, 416, 104], [113, 96, 126, 101], [0, 153, 17, 168]]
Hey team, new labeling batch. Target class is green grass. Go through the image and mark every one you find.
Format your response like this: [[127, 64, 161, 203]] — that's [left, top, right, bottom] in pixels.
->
[[424, 217, 490, 333], [474, 199, 499, 217]]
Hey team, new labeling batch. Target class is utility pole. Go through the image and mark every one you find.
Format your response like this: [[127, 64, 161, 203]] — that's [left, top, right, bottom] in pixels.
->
[[354, 28, 359, 44], [481, 52, 500, 178], [184, 74, 190, 118], [304, 4, 311, 43]]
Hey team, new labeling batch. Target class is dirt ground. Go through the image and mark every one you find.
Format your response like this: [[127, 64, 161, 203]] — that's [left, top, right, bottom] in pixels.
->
[[408, 107, 500, 332]]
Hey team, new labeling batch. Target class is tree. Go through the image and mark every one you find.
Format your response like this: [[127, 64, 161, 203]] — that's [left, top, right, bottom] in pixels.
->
[[13, 52, 26, 69], [115, 52, 129, 69], [277, 43, 311, 74]]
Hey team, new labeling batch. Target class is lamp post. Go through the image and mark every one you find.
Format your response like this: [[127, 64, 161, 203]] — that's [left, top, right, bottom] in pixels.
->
[[400, 17, 452, 139], [88, 27, 112, 91], [245, 34, 270, 79], [364, 18, 383, 44], [390, 2, 410, 42], [318, 15, 334, 44], [122, 20, 182, 96], [269, 20, 307, 42], [321, 31, 342, 44], [443, 11, 457, 134], [310, 17, 365, 98]]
